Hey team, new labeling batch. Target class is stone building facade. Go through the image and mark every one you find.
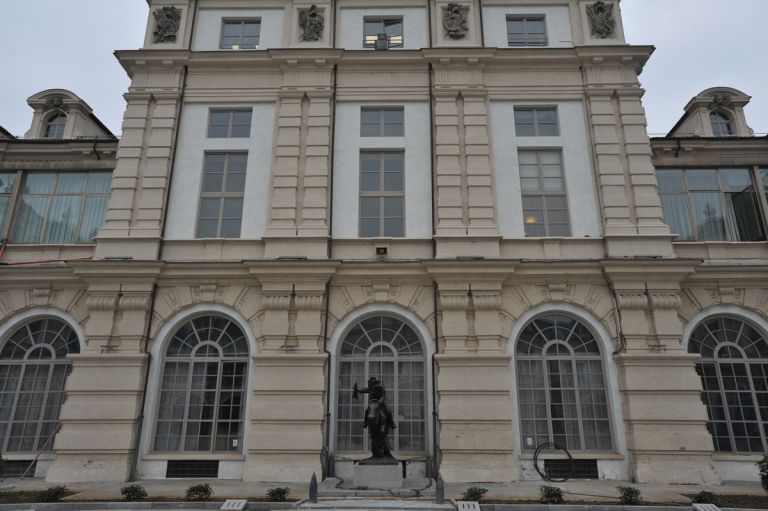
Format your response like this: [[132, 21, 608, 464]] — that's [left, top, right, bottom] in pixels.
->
[[1, 0, 767, 486]]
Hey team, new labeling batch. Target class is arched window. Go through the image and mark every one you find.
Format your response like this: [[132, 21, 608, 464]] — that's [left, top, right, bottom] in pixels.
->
[[153, 315, 249, 453], [0, 317, 80, 452], [710, 112, 733, 137], [337, 315, 426, 453], [516, 313, 613, 451], [44, 114, 67, 139], [688, 315, 768, 452]]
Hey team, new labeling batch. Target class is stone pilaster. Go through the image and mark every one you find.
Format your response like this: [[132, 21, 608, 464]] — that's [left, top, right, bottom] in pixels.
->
[[605, 262, 719, 484], [95, 74, 184, 260], [46, 263, 160, 482], [429, 263, 517, 482], [244, 263, 336, 481], [264, 60, 334, 259], [430, 57, 500, 258], [581, 51, 673, 257]]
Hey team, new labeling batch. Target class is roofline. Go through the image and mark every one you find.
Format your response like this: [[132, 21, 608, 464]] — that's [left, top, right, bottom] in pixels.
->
[[1, 137, 118, 145], [88, 112, 117, 139], [0, 126, 16, 139], [651, 135, 768, 141]]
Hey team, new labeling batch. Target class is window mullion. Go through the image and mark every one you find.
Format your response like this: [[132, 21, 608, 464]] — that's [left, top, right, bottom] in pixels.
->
[[33, 363, 55, 451], [1, 171, 23, 239], [4, 362, 25, 452], [180, 360, 194, 451], [212, 359, 224, 453], [714, 360, 737, 452], [571, 358, 586, 450], [542, 355, 554, 444]]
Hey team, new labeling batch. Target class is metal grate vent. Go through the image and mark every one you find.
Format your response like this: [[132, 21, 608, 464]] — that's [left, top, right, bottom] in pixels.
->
[[3, 460, 36, 478], [166, 460, 219, 478], [544, 459, 598, 480]]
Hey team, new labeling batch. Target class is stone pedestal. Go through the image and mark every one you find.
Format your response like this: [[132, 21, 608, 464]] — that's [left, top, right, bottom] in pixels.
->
[[352, 462, 403, 490]]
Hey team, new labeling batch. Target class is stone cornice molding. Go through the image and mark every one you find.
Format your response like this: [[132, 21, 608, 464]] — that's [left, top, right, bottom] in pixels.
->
[[86, 293, 120, 312], [615, 291, 648, 310], [439, 291, 470, 311], [262, 292, 293, 311], [118, 293, 153, 311]]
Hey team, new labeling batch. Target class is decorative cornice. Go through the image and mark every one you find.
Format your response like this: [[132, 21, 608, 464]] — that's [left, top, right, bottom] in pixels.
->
[[294, 293, 324, 311], [86, 293, 120, 311], [262, 293, 292, 311], [440, 291, 470, 311], [118, 294, 152, 311], [472, 292, 501, 311]]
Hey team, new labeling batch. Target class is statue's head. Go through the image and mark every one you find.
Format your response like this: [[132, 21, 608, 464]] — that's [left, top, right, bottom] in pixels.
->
[[368, 376, 380, 386]]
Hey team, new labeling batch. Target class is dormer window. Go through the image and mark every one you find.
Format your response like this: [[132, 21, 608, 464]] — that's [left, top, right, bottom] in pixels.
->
[[710, 112, 734, 137], [44, 114, 67, 139]]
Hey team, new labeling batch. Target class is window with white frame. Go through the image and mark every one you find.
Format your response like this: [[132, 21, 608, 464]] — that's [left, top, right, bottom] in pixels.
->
[[208, 109, 252, 138], [0, 317, 80, 452], [689, 315, 768, 452], [153, 315, 249, 453], [519, 150, 570, 236], [336, 315, 426, 453], [710, 112, 734, 137], [506, 16, 547, 46], [363, 17, 403, 49], [220, 19, 261, 49], [196, 153, 247, 238], [361, 107, 404, 137], [516, 313, 613, 452], [0, 171, 111, 244], [514, 107, 559, 137], [359, 151, 405, 237], [657, 168, 766, 242], [44, 114, 67, 139]]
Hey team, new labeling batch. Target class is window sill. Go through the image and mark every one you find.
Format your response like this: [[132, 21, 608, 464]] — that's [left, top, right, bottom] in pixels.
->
[[143, 453, 245, 461], [519, 451, 624, 461], [2, 452, 54, 461]]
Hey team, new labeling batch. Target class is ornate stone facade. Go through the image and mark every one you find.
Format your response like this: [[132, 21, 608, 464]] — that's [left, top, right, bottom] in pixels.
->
[[1, 0, 767, 487]]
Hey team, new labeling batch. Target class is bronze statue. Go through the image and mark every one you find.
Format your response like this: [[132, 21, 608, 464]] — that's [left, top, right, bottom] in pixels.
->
[[353, 376, 397, 462]]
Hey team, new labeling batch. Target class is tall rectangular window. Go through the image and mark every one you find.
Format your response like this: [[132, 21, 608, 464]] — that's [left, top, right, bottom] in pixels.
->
[[519, 150, 570, 236], [657, 168, 766, 242], [220, 19, 261, 49], [208, 109, 252, 138], [5, 171, 111, 244], [196, 153, 247, 238], [514, 107, 559, 136], [506, 16, 547, 46], [360, 151, 404, 237], [0, 172, 17, 235], [363, 17, 403, 49], [361, 107, 404, 137]]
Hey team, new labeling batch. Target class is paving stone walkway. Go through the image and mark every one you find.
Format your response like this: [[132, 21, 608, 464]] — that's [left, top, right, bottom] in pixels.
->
[[0, 478, 763, 505]]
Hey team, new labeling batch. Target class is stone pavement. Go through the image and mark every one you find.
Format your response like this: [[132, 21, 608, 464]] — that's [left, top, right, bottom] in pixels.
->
[[0, 478, 763, 504]]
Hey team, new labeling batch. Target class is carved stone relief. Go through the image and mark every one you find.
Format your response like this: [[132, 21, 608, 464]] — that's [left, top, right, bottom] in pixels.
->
[[298, 5, 325, 42], [709, 94, 734, 111], [586, 1, 616, 39], [43, 97, 67, 113], [153, 6, 182, 43], [442, 3, 469, 39]]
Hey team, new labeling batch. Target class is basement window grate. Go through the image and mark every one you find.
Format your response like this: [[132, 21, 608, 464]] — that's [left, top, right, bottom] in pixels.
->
[[166, 460, 219, 478], [544, 459, 598, 480], [3, 460, 36, 478]]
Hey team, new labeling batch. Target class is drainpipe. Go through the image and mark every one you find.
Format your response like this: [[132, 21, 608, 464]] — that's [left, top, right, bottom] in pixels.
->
[[321, 280, 333, 478], [431, 282, 440, 477]]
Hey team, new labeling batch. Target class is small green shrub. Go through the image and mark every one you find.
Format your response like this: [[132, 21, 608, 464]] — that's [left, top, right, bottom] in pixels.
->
[[121, 484, 148, 501], [539, 485, 564, 504], [758, 454, 768, 493], [617, 486, 642, 506], [691, 491, 719, 505], [38, 486, 73, 503], [185, 483, 213, 501], [462, 487, 488, 502], [266, 487, 291, 502]]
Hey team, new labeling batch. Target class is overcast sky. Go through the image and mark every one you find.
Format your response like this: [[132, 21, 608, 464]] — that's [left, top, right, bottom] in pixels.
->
[[0, 0, 766, 137]]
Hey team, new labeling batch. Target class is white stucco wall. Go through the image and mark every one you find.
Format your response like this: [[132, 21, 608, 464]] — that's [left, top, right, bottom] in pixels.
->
[[166, 103, 276, 239], [192, 9, 285, 51], [339, 7, 429, 50], [332, 102, 432, 239], [482, 5, 573, 48], [490, 101, 601, 238]]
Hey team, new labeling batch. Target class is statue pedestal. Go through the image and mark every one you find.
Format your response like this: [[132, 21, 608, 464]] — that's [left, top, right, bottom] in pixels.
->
[[352, 462, 403, 489]]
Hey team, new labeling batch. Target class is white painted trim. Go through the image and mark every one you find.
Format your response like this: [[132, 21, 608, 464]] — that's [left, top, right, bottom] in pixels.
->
[[682, 305, 768, 353], [137, 303, 258, 479], [326, 303, 435, 458], [506, 302, 628, 480], [0, 307, 86, 355]]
